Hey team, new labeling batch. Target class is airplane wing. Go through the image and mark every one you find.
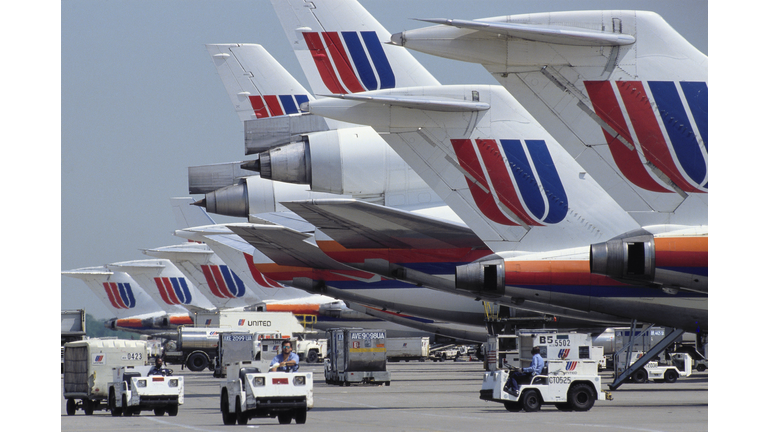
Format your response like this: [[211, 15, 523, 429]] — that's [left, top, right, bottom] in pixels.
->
[[226, 223, 350, 270], [282, 199, 486, 250]]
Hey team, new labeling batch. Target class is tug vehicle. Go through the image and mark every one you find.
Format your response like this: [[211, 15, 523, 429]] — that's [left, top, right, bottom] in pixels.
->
[[220, 361, 313, 425], [108, 365, 183, 416]]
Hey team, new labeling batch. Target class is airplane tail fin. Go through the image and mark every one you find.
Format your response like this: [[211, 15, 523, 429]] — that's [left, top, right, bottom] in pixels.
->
[[206, 43, 316, 122], [107, 259, 217, 312], [269, 0, 439, 96], [62, 266, 166, 317], [306, 85, 640, 253]]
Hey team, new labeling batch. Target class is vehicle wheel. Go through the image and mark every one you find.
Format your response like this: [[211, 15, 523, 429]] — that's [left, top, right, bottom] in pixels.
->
[[664, 369, 679, 383], [504, 401, 522, 412], [167, 404, 178, 416], [83, 399, 94, 415], [66, 398, 76, 416], [521, 389, 541, 412], [568, 383, 596, 411], [109, 390, 122, 417], [122, 398, 131, 416], [631, 368, 648, 383], [221, 391, 236, 425], [154, 408, 166, 416], [307, 350, 319, 364], [278, 412, 293, 424], [187, 352, 209, 372], [236, 397, 247, 425], [294, 408, 307, 424], [696, 364, 706, 372]]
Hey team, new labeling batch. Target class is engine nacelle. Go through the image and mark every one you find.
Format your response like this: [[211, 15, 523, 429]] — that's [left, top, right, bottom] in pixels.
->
[[195, 175, 345, 218], [590, 229, 708, 293], [590, 230, 656, 285], [455, 258, 505, 297], [255, 127, 395, 194]]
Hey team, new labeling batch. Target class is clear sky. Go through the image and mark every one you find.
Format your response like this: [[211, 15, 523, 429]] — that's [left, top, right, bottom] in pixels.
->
[[59, 0, 708, 319]]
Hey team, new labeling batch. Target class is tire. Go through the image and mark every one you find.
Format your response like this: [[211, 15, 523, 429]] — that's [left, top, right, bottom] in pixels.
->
[[664, 369, 679, 383], [278, 412, 293, 424], [504, 401, 522, 412], [568, 383, 596, 411], [307, 350, 319, 364], [187, 352, 209, 372], [236, 397, 247, 425], [521, 389, 541, 412], [154, 408, 166, 416], [66, 398, 76, 416], [221, 391, 236, 425], [631, 368, 648, 384], [696, 364, 706, 372], [295, 408, 307, 424], [83, 399, 94, 415], [110, 390, 122, 417], [167, 404, 178, 417], [122, 398, 131, 416]]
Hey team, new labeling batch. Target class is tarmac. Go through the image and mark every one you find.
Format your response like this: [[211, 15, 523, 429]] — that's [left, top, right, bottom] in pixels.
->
[[61, 361, 708, 431]]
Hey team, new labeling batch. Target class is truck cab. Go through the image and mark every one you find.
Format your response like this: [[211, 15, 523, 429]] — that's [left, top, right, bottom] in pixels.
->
[[108, 365, 184, 416], [220, 361, 313, 425]]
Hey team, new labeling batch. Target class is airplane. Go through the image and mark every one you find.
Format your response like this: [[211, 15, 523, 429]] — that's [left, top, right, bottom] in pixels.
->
[[193, 43, 450, 222], [389, 10, 707, 293], [267, 0, 706, 334], [61, 266, 193, 332], [191, 39, 627, 336]]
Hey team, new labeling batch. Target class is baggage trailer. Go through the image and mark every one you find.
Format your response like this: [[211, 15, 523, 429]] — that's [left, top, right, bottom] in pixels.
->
[[63, 338, 148, 415], [325, 328, 390, 386]]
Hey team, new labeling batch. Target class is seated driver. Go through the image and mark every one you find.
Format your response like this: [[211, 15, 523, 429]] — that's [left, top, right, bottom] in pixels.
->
[[269, 340, 300, 372]]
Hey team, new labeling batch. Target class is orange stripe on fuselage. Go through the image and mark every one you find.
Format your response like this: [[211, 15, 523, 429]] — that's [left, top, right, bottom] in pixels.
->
[[264, 303, 320, 315], [504, 260, 621, 286], [115, 318, 143, 328], [655, 236, 708, 267], [169, 315, 194, 326], [315, 240, 491, 264]]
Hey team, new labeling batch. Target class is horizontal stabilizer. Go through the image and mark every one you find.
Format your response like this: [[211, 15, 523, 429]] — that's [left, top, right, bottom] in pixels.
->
[[282, 199, 486, 250], [416, 18, 636, 46], [171, 197, 216, 229], [226, 223, 349, 270], [315, 93, 489, 112]]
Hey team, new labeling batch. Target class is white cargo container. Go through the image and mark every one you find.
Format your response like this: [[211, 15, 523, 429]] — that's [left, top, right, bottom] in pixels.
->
[[386, 337, 429, 362], [63, 338, 148, 415]]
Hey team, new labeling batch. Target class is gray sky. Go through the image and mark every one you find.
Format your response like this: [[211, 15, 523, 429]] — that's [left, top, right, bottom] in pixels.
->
[[59, 0, 708, 319]]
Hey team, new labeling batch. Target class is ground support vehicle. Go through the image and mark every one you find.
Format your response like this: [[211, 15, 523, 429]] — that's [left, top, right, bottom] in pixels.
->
[[63, 338, 148, 415], [429, 344, 460, 362], [220, 361, 313, 425], [618, 352, 693, 383], [325, 328, 390, 386], [480, 359, 611, 412], [108, 365, 183, 416], [163, 327, 225, 372]]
